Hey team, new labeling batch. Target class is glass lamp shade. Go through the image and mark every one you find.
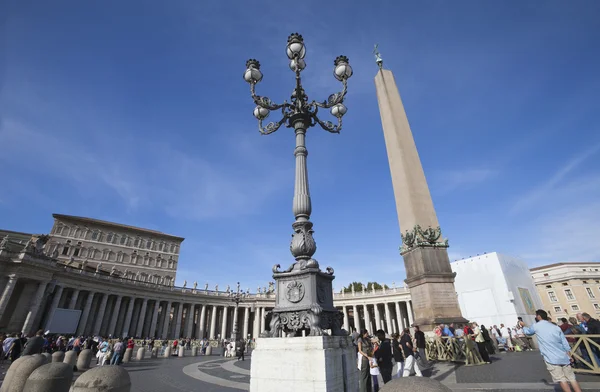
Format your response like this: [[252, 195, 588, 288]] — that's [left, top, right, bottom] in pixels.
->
[[289, 58, 306, 71], [253, 106, 270, 120], [334, 63, 353, 81], [244, 67, 263, 84], [286, 42, 306, 59], [330, 103, 347, 117]]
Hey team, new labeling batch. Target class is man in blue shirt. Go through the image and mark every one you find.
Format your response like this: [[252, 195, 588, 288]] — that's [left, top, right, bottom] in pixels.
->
[[520, 309, 581, 392]]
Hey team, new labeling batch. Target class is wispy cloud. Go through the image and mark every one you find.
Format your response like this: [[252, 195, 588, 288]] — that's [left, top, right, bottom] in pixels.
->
[[511, 143, 600, 214], [433, 168, 497, 193], [0, 117, 290, 220]]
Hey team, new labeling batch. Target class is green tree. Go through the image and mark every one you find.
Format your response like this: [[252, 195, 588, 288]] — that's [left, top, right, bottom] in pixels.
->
[[342, 281, 389, 293]]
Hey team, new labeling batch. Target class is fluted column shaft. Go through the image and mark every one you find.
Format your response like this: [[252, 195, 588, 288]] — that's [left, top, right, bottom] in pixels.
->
[[174, 303, 184, 338], [22, 281, 48, 334], [221, 306, 229, 339], [209, 305, 217, 339], [149, 300, 160, 338], [384, 303, 393, 334], [395, 301, 404, 331], [45, 286, 64, 330], [122, 297, 136, 337], [68, 289, 80, 309], [93, 294, 109, 335], [363, 304, 372, 332], [242, 307, 250, 339], [232, 305, 239, 339], [342, 306, 349, 331], [406, 300, 414, 327], [161, 302, 172, 339], [0, 275, 18, 321], [77, 292, 95, 336], [352, 305, 360, 331], [198, 305, 207, 339], [184, 304, 195, 338], [108, 296, 123, 336], [135, 298, 148, 337], [292, 119, 311, 221], [374, 303, 382, 331]]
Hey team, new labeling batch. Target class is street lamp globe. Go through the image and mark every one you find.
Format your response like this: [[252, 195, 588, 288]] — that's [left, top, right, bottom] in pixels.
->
[[330, 103, 347, 118], [333, 55, 353, 81], [244, 59, 263, 84], [289, 58, 306, 72], [253, 106, 270, 120], [286, 33, 306, 59]]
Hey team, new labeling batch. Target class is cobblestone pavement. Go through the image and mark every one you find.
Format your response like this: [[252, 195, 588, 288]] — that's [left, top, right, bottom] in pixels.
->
[[3, 350, 600, 391]]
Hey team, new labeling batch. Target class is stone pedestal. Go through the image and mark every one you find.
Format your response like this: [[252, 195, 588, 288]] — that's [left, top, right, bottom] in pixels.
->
[[191, 346, 198, 356], [249, 336, 358, 392], [77, 349, 93, 371], [163, 347, 171, 358], [151, 347, 158, 358], [178, 346, 184, 357], [403, 247, 467, 330], [136, 347, 145, 361], [123, 348, 133, 363]]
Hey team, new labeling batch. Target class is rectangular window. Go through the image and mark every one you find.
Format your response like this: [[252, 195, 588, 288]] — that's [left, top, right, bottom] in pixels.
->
[[73, 248, 80, 257], [545, 285, 552, 289], [562, 282, 568, 286], [554, 306, 561, 313], [594, 304, 600, 311], [565, 289, 575, 300], [571, 305, 580, 311], [120, 236, 126, 245], [62, 246, 69, 255], [548, 291, 558, 302], [587, 287, 596, 299]]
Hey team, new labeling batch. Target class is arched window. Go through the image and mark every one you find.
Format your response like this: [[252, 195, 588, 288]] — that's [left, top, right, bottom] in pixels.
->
[[91, 231, 99, 241], [106, 233, 113, 243], [159, 242, 164, 251], [61, 226, 70, 236], [134, 238, 140, 247], [146, 240, 152, 249], [120, 235, 127, 245], [170, 244, 175, 253]]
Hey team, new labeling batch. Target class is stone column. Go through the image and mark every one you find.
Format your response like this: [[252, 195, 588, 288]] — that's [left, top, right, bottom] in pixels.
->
[[220, 306, 229, 339], [362, 304, 372, 332], [122, 297, 135, 337], [384, 303, 393, 334], [0, 275, 18, 322], [252, 308, 260, 338], [77, 292, 95, 336], [149, 300, 160, 337], [135, 298, 148, 337], [68, 289, 80, 309], [106, 296, 122, 336], [232, 305, 239, 339], [198, 305, 207, 339], [374, 303, 382, 331], [184, 304, 195, 338], [22, 281, 48, 334], [342, 306, 350, 331], [174, 303, 184, 338], [209, 305, 217, 339], [45, 285, 64, 330], [242, 307, 250, 339], [259, 307, 265, 333], [93, 294, 109, 335], [394, 302, 403, 332], [406, 300, 414, 327], [352, 305, 360, 331], [161, 301, 172, 339]]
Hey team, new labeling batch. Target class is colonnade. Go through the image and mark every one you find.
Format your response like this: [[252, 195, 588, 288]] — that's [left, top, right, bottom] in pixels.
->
[[0, 275, 276, 340], [337, 300, 414, 335]]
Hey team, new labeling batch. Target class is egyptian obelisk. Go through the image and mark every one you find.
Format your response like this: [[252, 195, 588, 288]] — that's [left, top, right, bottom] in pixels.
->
[[373, 48, 467, 331]]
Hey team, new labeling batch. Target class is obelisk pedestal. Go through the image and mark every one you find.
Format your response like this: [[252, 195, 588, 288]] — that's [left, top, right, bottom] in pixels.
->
[[374, 68, 467, 331]]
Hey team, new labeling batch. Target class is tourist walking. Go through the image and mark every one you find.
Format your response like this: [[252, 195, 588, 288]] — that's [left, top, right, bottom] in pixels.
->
[[413, 325, 429, 368], [391, 333, 404, 378], [356, 329, 373, 392], [22, 330, 45, 356], [111, 339, 123, 365], [236, 339, 246, 361], [520, 309, 582, 392], [400, 328, 422, 377], [373, 329, 393, 384], [472, 322, 491, 363]]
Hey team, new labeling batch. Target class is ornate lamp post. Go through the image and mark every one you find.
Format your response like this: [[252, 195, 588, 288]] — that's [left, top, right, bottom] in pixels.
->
[[230, 282, 244, 341], [243, 33, 351, 338]]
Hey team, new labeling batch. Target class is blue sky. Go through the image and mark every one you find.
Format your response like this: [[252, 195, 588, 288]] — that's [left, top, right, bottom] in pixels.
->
[[1, 1, 599, 292]]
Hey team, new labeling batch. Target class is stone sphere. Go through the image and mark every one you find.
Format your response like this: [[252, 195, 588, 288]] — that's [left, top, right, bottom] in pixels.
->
[[380, 377, 452, 392], [23, 363, 73, 392], [72, 365, 131, 392]]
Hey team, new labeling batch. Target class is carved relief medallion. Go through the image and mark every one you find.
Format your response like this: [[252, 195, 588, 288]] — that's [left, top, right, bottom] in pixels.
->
[[286, 281, 305, 303]]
